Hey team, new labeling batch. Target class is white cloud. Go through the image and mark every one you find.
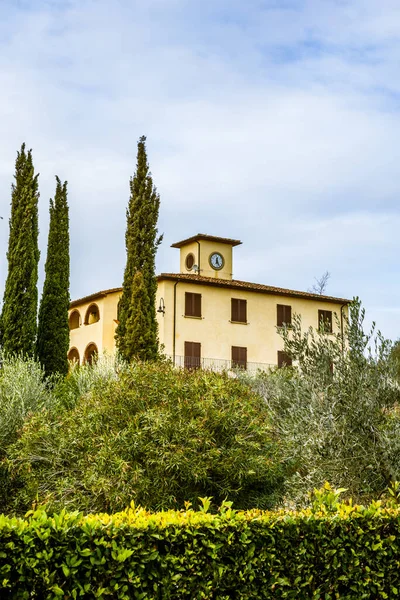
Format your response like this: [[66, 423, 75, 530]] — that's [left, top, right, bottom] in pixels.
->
[[1, 0, 400, 339]]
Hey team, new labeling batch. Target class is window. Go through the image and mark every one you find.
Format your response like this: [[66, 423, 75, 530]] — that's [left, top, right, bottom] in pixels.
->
[[69, 310, 81, 330], [277, 304, 292, 327], [184, 341, 201, 369], [232, 346, 247, 369], [278, 351, 292, 368], [67, 347, 80, 364], [185, 253, 195, 270], [185, 292, 202, 317], [84, 343, 98, 365], [84, 303, 100, 325], [231, 298, 247, 323], [318, 309, 332, 333]]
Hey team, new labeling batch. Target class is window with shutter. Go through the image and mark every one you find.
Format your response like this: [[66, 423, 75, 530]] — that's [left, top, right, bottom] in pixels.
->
[[185, 292, 202, 317], [232, 346, 247, 369], [318, 310, 332, 333], [277, 351, 292, 368], [277, 304, 292, 327], [184, 341, 201, 369], [231, 298, 247, 323]]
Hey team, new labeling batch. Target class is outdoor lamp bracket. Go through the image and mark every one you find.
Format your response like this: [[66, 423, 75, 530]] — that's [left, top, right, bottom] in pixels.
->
[[157, 297, 166, 316]]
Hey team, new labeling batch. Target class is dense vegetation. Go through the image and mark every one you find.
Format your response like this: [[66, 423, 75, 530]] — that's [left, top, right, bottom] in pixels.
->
[[243, 298, 400, 505], [3, 486, 400, 599], [0, 357, 286, 515], [1, 299, 400, 518]]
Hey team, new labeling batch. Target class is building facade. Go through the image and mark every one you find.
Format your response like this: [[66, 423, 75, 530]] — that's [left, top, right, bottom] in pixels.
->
[[68, 234, 350, 370]]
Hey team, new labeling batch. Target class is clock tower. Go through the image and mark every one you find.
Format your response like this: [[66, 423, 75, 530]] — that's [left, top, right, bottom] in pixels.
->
[[171, 234, 242, 280]]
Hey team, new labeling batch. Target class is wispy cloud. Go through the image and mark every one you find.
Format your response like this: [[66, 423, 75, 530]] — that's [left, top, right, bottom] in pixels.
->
[[1, 0, 400, 338]]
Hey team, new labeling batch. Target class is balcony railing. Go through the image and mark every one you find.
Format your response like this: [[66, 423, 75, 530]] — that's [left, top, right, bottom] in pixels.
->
[[165, 355, 275, 374]]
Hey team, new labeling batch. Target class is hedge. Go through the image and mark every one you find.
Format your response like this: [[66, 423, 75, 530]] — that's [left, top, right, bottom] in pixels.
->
[[1, 496, 400, 599]]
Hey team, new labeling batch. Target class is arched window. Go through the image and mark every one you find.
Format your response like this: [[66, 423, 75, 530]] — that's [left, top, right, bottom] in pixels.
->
[[84, 343, 98, 365], [69, 310, 81, 330], [67, 347, 80, 364], [84, 303, 100, 325]]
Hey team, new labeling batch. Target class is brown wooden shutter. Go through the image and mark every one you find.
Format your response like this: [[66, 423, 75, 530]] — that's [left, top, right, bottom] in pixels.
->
[[231, 299, 239, 322], [186, 253, 194, 270], [232, 346, 238, 365], [232, 299, 246, 322], [326, 311, 332, 332], [318, 310, 332, 333], [194, 293, 201, 317], [277, 304, 292, 327], [241, 347, 247, 368], [185, 293, 191, 316], [239, 300, 247, 323], [278, 351, 292, 368], [184, 341, 201, 369], [185, 293, 201, 317], [232, 346, 247, 369], [277, 304, 284, 326]]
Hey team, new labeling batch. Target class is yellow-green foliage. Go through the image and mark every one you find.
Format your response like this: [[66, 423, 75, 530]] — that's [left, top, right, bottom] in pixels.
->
[[2, 489, 400, 599], [4, 362, 286, 515]]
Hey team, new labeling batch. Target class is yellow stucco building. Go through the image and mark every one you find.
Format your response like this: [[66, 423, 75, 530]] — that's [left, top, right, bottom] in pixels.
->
[[68, 234, 350, 371]]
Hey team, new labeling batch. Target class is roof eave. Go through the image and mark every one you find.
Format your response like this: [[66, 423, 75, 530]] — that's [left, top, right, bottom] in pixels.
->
[[157, 273, 351, 305], [171, 233, 242, 248], [69, 287, 123, 309]]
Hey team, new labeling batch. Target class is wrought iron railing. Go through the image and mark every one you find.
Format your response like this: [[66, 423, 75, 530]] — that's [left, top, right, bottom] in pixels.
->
[[165, 355, 275, 374]]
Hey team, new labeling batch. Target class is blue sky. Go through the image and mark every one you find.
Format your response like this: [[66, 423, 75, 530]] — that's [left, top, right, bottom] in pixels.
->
[[1, 0, 400, 338]]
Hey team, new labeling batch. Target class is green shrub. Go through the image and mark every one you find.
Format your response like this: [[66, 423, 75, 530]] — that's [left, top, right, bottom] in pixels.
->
[[0, 352, 52, 456], [245, 299, 400, 505], [0, 353, 55, 510], [2, 488, 400, 599], [52, 352, 126, 410], [5, 362, 286, 514]]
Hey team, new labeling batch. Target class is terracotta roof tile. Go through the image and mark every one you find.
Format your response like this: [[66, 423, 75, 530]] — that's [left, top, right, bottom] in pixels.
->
[[70, 275, 351, 309], [171, 233, 242, 248], [157, 273, 351, 304], [69, 287, 122, 309]]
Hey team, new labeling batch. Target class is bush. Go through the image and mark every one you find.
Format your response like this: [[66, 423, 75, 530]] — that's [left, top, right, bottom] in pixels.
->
[[245, 298, 400, 505], [2, 487, 400, 599], [0, 352, 52, 456], [52, 352, 126, 410], [0, 353, 55, 510], [4, 362, 286, 514]]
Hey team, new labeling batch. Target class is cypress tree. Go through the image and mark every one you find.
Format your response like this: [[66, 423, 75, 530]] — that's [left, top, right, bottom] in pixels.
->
[[0, 144, 40, 356], [124, 271, 155, 361], [116, 135, 162, 361], [36, 177, 70, 377]]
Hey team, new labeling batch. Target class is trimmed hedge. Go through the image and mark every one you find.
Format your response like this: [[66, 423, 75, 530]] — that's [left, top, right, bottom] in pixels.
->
[[2, 495, 400, 599]]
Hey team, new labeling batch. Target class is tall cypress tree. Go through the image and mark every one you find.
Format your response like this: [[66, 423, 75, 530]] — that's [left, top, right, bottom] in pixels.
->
[[116, 135, 162, 361], [36, 177, 70, 377], [124, 271, 155, 361], [0, 144, 40, 356]]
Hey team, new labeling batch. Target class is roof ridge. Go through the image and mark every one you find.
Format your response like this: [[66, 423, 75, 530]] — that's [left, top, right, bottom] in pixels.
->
[[171, 233, 242, 248]]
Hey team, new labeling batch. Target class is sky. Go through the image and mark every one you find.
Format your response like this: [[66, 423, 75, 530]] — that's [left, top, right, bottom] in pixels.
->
[[1, 0, 400, 339]]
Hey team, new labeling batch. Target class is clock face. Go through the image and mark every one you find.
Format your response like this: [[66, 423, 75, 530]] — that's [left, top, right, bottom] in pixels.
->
[[209, 252, 224, 270]]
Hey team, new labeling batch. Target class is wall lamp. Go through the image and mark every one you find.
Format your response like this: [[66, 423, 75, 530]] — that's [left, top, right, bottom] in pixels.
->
[[157, 297, 166, 316]]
